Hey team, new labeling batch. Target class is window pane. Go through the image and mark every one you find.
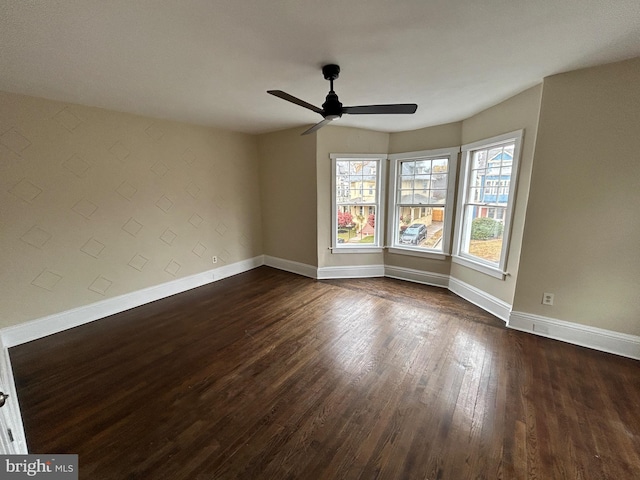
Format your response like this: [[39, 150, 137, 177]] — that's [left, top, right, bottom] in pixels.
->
[[400, 176, 414, 189], [430, 189, 447, 203], [472, 150, 487, 169], [336, 181, 350, 202], [364, 161, 377, 176], [470, 171, 484, 188], [431, 173, 448, 189], [362, 175, 376, 185], [349, 161, 363, 175], [413, 192, 430, 204], [336, 161, 350, 175], [399, 190, 414, 204], [415, 160, 431, 173], [469, 187, 483, 203], [401, 161, 414, 175], [461, 203, 505, 265], [396, 206, 444, 251], [337, 206, 377, 245], [432, 158, 448, 173]]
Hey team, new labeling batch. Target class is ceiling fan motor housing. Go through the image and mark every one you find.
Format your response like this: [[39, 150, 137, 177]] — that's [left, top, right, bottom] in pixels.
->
[[322, 91, 343, 118]]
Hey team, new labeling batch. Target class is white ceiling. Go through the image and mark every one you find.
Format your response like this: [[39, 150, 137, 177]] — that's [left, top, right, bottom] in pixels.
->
[[1, 1, 639, 135]]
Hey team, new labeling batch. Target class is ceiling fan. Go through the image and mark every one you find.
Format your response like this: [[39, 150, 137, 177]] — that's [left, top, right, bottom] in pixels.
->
[[268, 64, 418, 135]]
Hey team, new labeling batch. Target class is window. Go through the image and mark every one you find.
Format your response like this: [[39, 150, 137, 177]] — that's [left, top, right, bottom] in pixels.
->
[[453, 130, 523, 278], [388, 147, 459, 258], [331, 154, 385, 252]]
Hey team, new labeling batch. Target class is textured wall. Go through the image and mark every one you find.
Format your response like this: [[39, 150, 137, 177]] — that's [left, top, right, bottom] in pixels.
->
[[0, 92, 261, 328]]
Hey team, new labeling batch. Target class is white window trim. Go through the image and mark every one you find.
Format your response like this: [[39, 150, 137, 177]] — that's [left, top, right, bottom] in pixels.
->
[[387, 146, 459, 260], [452, 130, 524, 280], [330, 153, 386, 253]]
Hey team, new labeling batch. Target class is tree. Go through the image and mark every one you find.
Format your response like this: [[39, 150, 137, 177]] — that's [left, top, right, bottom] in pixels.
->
[[367, 213, 375, 228], [338, 211, 353, 228]]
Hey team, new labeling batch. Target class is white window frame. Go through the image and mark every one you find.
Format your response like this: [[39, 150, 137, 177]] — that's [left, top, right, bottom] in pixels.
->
[[331, 153, 386, 253], [452, 130, 524, 279], [387, 147, 459, 260]]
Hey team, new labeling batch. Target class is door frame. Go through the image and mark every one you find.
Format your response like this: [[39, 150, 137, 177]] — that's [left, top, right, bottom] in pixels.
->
[[0, 335, 28, 454]]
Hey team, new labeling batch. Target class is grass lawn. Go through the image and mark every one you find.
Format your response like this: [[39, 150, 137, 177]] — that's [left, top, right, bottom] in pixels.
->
[[469, 239, 503, 262], [338, 230, 355, 242], [338, 230, 374, 244]]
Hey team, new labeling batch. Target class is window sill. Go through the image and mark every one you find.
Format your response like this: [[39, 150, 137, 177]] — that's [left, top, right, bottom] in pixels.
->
[[451, 255, 507, 280], [387, 247, 448, 261], [331, 246, 384, 254]]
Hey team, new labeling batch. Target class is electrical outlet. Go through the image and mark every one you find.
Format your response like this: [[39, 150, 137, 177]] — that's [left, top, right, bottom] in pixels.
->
[[212, 256, 218, 264], [542, 292, 554, 306]]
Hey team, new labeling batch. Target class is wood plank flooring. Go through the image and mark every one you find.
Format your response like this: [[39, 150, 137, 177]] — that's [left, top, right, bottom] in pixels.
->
[[9, 266, 640, 479]]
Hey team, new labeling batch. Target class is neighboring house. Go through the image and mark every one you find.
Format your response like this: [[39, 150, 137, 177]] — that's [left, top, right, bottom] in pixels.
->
[[397, 161, 448, 228], [337, 161, 377, 235], [474, 149, 513, 222]]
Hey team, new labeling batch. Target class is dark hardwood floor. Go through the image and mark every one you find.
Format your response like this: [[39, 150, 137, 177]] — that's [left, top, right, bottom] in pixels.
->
[[9, 266, 640, 479]]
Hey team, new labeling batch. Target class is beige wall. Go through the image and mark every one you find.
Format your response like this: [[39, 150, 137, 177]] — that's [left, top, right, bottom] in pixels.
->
[[257, 127, 317, 266], [316, 126, 389, 268], [513, 58, 640, 336], [451, 85, 543, 304], [388, 121, 462, 154], [0, 92, 261, 328]]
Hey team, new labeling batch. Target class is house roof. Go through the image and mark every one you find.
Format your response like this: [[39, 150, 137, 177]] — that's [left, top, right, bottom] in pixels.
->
[[400, 193, 445, 205], [489, 151, 513, 162], [361, 223, 375, 235], [1, 1, 639, 135]]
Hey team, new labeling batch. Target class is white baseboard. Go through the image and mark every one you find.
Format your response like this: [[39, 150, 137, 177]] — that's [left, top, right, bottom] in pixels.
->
[[448, 277, 512, 322], [384, 265, 449, 288], [263, 255, 317, 279], [508, 311, 640, 360], [0, 255, 264, 348], [317, 264, 385, 279]]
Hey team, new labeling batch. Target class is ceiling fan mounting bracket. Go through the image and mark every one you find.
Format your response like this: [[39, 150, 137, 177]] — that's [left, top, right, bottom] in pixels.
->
[[322, 64, 340, 81]]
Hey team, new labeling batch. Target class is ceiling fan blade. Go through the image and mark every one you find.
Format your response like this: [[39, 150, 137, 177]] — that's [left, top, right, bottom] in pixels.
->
[[342, 104, 418, 115], [301, 117, 334, 135], [267, 90, 323, 114]]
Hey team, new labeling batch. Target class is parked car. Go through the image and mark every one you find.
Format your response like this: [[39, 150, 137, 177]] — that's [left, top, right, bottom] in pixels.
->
[[400, 223, 427, 245]]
